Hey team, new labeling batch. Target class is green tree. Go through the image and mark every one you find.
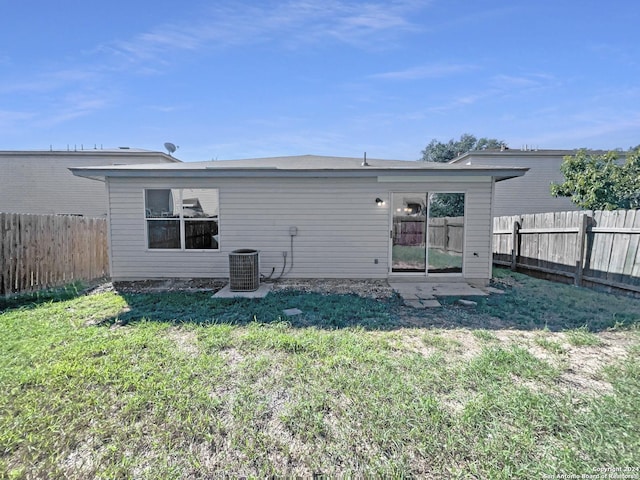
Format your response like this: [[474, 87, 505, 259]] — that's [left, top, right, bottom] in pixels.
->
[[420, 134, 503, 216], [428, 193, 466, 218], [550, 148, 640, 210], [420, 133, 504, 163]]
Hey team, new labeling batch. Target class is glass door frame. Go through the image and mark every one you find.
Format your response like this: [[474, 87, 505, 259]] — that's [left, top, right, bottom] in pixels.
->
[[388, 191, 466, 277], [390, 192, 427, 275]]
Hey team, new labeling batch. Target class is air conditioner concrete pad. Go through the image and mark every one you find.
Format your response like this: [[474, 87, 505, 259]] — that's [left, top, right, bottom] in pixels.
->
[[213, 283, 273, 298]]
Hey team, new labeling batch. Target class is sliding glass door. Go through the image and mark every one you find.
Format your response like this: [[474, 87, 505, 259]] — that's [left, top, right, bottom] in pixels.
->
[[391, 192, 465, 274], [391, 193, 427, 272], [427, 193, 464, 273]]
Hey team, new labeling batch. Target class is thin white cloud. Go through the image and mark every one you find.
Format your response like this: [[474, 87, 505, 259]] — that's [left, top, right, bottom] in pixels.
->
[[590, 43, 638, 67], [0, 69, 100, 94], [312, 1, 422, 45], [371, 63, 477, 80], [146, 104, 188, 113], [38, 93, 111, 127], [102, 0, 429, 65], [0, 67, 115, 129], [526, 114, 640, 149], [490, 73, 558, 90], [425, 71, 559, 113], [103, 27, 209, 65], [0, 109, 36, 129], [195, 128, 352, 160], [427, 90, 499, 113]]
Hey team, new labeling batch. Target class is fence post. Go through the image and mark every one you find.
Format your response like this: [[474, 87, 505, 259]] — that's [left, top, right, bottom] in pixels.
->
[[0, 213, 5, 296], [443, 218, 449, 252], [575, 213, 589, 286], [511, 220, 520, 271]]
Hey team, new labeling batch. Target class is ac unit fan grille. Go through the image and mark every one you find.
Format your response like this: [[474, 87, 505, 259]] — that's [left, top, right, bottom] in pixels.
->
[[228, 249, 259, 291]]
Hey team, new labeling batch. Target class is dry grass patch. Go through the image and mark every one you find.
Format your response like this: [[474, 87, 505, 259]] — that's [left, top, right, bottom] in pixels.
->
[[166, 326, 200, 357], [390, 328, 634, 399]]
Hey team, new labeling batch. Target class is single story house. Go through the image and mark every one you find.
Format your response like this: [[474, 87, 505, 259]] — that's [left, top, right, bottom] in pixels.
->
[[450, 148, 598, 216], [0, 148, 179, 217], [70, 155, 527, 285]]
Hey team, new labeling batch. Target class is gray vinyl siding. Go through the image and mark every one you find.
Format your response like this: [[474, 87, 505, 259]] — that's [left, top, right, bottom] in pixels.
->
[[107, 176, 494, 282], [462, 182, 493, 280], [459, 154, 579, 216], [491, 156, 577, 216], [0, 152, 175, 217]]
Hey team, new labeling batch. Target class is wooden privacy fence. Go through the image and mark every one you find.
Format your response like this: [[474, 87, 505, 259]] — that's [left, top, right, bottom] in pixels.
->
[[393, 216, 464, 252], [493, 210, 640, 294], [429, 217, 464, 254], [1, 213, 109, 296]]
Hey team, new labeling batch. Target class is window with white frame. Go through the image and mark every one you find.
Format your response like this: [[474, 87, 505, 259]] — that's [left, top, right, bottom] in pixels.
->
[[145, 188, 219, 250]]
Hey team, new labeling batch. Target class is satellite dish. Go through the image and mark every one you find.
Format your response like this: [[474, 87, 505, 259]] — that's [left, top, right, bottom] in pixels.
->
[[164, 142, 177, 155]]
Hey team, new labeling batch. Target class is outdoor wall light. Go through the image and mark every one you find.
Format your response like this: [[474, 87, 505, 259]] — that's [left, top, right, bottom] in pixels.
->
[[375, 197, 385, 206]]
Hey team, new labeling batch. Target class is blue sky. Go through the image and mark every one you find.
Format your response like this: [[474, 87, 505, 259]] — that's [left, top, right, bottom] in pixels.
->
[[1, 0, 639, 161]]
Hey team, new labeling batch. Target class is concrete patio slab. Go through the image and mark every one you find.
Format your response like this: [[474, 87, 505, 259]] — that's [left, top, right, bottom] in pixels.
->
[[212, 283, 273, 299], [428, 283, 489, 297], [485, 286, 506, 295], [389, 282, 437, 300], [389, 281, 487, 308], [404, 298, 442, 309]]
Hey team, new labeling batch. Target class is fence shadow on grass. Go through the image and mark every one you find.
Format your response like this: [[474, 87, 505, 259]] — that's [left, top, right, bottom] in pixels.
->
[[0, 281, 87, 312], [96, 289, 406, 331], [93, 280, 640, 333], [4, 273, 638, 333]]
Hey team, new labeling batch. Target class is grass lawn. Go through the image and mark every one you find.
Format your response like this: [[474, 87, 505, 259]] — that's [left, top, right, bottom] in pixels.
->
[[392, 245, 462, 271], [1, 271, 639, 478]]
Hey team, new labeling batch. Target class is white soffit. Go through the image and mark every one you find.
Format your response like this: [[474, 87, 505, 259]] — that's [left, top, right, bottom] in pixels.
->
[[377, 175, 491, 183]]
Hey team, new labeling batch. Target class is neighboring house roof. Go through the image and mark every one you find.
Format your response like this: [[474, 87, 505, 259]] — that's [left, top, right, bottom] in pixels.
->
[[450, 148, 620, 164], [70, 154, 528, 182], [0, 147, 180, 162]]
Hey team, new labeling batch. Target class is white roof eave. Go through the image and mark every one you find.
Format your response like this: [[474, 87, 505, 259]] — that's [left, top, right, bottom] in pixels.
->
[[69, 166, 528, 181]]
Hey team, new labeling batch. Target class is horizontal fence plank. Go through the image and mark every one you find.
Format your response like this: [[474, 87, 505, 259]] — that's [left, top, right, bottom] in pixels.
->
[[591, 227, 640, 234], [518, 227, 580, 234], [582, 274, 640, 294], [512, 262, 575, 278]]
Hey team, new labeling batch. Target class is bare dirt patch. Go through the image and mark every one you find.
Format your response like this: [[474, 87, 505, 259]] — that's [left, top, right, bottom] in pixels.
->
[[555, 331, 632, 395], [97, 278, 394, 299], [167, 327, 200, 357], [82, 281, 116, 296], [112, 278, 227, 294], [99, 278, 394, 299], [271, 278, 395, 299], [502, 330, 633, 396], [394, 333, 441, 359], [444, 329, 482, 360], [393, 328, 638, 398]]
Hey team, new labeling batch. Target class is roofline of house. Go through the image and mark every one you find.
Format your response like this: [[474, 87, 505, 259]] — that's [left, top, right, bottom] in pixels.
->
[[70, 165, 528, 182]]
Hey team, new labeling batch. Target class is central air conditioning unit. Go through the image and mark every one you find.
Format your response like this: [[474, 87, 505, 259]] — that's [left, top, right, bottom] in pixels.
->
[[228, 249, 260, 292]]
